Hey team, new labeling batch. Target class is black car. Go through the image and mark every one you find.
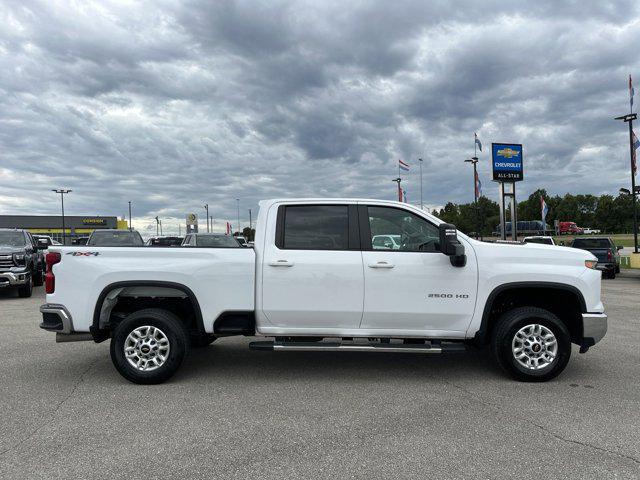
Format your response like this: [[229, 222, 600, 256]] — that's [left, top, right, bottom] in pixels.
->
[[182, 233, 241, 247], [86, 230, 144, 247], [146, 236, 184, 247], [0, 229, 45, 297], [570, 237, 622, 279]]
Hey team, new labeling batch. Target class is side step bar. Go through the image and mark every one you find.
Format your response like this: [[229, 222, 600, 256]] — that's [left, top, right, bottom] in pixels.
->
[[249, 340, 466, 354]]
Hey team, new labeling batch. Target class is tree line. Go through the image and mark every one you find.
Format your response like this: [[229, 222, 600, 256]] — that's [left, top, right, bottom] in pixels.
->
[[433, 189, 637, 236]]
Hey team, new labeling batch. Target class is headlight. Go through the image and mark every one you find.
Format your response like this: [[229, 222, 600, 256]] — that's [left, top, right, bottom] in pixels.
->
[[585, 259, 598, 269]]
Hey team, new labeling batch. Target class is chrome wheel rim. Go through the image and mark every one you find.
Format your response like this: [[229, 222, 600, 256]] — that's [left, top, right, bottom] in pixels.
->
[[124, 326, 170, 371], [512, 324, 558, 370]]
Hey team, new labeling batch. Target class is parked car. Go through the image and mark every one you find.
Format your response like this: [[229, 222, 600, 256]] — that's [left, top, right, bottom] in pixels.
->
[[559, 222, 583, 235], [146, 236, 184, 247], [372, 234, 402, 249], [582, 228, 601, 235], [570, 237, 621, 279], [234, 235, 248, 247], [0, 229, 44, 297], [522, 236, 556, 246], [40, 199, 607, 385], [72, 236, 89, 245], [86, 230, 144, 247], [182, 233, 241, 247]]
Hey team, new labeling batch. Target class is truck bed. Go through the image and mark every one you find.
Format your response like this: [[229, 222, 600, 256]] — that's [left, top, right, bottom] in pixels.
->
[[47, 246, 255, 333]]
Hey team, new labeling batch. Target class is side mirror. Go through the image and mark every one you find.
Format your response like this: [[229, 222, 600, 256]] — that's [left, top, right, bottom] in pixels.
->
[[439, 223, 466, 267]]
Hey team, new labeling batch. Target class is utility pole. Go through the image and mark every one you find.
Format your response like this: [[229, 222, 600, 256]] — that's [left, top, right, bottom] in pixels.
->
[[236, 198, 240, 234], [128, 201, 132, 231], [52, 189, 72, 245], [392, 178, 402, 202], [615, 112, 639, 253], [418, 158, 424, 210], [464, 157, 480, 239], [204, 204, 209, 233]]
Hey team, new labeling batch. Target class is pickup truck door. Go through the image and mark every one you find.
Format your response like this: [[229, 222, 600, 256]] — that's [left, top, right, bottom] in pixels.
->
[[261, 204, 364, 330], [359, 204, 477, 335]]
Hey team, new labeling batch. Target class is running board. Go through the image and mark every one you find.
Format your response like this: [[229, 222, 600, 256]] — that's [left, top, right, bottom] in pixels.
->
[[249, 340, 466, 354]]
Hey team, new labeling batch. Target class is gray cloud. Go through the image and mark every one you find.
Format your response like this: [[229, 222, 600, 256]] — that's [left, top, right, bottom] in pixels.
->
[[1, 0, 639, 234]]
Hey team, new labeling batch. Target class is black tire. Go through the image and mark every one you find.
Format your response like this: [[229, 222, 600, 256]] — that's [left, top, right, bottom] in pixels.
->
[[190, 334, 217, 348], [615, 265, 620, 274], [608, 270, 616, 279], [33, 267, 44, 287], [110, 308, 189, 384], [17, 275, 33, 298], [491, 306, 571, 382]]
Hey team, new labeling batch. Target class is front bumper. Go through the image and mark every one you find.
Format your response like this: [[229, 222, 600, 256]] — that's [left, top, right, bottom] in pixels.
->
[[595, 263, 614, 272], [0, 270, 30, 287], [40, 304, 74, 334], [581, 312, 607, 347]]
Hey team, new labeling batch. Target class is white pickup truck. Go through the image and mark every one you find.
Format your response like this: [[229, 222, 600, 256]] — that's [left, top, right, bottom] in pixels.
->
[[40, 199, 607, 384]]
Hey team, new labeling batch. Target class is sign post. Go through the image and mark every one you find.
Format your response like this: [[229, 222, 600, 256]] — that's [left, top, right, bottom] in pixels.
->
[[186, 213, 198, 234], [492, 143, 523, 241]]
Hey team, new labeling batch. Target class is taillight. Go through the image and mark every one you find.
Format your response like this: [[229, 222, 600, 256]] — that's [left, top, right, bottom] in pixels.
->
[[607, 249, 613, 262], [45, 252, 61, 294]]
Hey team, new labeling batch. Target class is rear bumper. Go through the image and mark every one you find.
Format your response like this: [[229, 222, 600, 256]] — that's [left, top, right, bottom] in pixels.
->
[[581, 312, 607, 347], [39, 304, 74, 334], [0, 270, 30, 287]]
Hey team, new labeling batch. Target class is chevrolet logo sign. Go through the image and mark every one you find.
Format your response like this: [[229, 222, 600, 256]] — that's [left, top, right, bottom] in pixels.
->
[[497, 147, 519, 159]]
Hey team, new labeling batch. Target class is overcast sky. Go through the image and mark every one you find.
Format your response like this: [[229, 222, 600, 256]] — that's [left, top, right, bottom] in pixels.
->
[[1, 0, 639, 234]]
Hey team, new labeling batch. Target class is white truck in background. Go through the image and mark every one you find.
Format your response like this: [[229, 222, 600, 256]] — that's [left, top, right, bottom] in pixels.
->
[[40, 199, 607, 384]]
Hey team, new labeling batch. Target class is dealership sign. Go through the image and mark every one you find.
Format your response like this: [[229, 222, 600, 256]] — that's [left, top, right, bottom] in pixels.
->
[[491, 143, 523, 182], [82, 218, 106, 225]]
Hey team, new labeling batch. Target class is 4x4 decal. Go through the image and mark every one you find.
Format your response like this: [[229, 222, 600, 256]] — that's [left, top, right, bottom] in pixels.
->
[[66, 252, 100, 256]]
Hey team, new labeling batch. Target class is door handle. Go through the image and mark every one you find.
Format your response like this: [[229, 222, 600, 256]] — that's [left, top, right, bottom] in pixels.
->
[[368, 261, 395, 269], [269, 259, 294, 267]]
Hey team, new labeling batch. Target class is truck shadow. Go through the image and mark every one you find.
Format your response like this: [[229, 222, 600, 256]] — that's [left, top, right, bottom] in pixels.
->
[[177, 340, 502, 383]]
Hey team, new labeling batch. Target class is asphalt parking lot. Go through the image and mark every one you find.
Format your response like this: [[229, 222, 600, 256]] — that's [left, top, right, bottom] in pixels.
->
[[0, 276, 639, 479]]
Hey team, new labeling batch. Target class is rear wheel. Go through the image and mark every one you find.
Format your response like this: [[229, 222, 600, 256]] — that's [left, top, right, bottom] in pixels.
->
[[33, 267, 44, 287], [492, 307, 571, 382], [110, 308, 189, 384]]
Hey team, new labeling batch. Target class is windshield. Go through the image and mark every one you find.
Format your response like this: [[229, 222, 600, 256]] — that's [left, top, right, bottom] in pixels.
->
[[87, 231, 144, 246], [0, 232, 25, 247], [149, 237, 183, 246], [572, 238, 610, 249], [524, 238, 553, 245], [196, 235, 240, 247]]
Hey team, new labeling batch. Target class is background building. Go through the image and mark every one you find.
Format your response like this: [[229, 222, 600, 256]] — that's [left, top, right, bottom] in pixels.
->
[[0, 215, 128, 243]]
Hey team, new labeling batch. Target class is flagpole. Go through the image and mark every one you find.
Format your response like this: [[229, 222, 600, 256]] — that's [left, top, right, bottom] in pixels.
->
[[419, 158, 423, 210]]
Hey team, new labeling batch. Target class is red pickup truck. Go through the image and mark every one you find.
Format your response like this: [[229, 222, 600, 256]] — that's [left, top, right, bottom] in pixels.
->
[[559, 222, 583, 235]]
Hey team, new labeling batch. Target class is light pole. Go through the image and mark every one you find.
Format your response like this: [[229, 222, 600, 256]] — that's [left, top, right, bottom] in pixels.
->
[[615, 112, 639, 253], [236, 198, 240, 235], [464, 157, 480, 239], [204, 204, 209, 232], [154, 216, 159, 236], [128, 201, 132, 231], [248, 209, 252, 232], [418, 158, 424, 210], [392, 177, 402, 202], [52, 189, 72, 245]]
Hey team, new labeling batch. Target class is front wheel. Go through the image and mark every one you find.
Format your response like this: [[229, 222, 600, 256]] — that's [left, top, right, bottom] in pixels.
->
[[17, 275, 33, 298], [110, 308, 189, 384], [491, 307, 571, 382]]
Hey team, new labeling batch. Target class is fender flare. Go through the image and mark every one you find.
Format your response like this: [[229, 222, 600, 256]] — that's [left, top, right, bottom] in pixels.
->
[[91, 280, 205, 337], [474, 281, 587, 344]]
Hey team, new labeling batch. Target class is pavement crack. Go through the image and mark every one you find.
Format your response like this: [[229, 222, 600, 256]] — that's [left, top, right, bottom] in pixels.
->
[[0, 359, 98, 458], [444, 380, 640, 466]]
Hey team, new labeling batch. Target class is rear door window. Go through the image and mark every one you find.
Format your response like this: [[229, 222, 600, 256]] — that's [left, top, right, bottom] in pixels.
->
[[281, 205, 349, 250]]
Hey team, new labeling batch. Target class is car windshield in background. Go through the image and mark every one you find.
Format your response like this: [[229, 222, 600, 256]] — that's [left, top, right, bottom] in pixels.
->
[[524, 238, 553, 245], [149, 237, 183, 247], [572, 238, 610, 249], [197, 235, 240, 247], [88, 231, 144, 246], [0, 232, 25, 247]]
